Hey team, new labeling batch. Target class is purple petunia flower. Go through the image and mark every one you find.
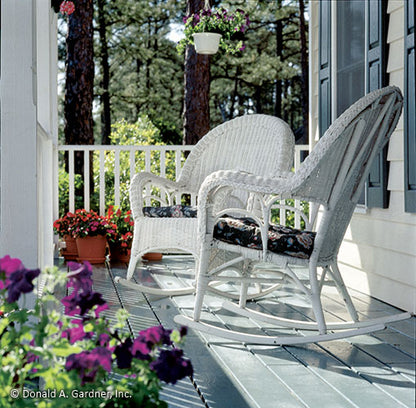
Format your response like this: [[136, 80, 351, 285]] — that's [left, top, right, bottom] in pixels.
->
[[150, 348, 193, 384], [62, 319, 93, 344], [65, 347, 112, 385], [114, 338, 133, 369], [62, 289, 107, 317], [6, 267, 40, 303], [0, 255, 24, 290], [138, 325, 172, 347], [66, 261, 93, 292], [94, 302, 109, 318], [131, 336, 152, 361]]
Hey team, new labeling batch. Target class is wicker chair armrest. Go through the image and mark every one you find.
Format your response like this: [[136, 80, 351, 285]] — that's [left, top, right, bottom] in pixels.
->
[[129, 172, 188, 219], [197, 170, 301, 240], [198, 170, 295, 202]]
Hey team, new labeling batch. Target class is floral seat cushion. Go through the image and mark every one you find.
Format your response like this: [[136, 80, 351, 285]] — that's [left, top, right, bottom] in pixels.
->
[[213, 215, 316, 259], [143, 207, 315, 259], [142, 205, 197, 218]]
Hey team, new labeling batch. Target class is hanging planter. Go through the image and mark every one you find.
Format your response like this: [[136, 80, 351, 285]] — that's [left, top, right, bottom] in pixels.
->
[[177, 5, 250, 56], [76, 235, 107, 264], [192, 33, 222, 55]]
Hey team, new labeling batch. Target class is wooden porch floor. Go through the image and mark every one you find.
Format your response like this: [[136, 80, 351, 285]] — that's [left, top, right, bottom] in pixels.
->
[[87, 255, 415, 408]]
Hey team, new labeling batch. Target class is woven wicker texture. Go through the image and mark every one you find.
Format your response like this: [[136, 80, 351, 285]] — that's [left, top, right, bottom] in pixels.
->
[[175, 86, 407, 344], [126, 114, 296, 283]]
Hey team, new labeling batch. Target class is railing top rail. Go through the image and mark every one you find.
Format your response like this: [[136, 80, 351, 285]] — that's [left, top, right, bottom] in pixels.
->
[[58, 145, 194, 152]]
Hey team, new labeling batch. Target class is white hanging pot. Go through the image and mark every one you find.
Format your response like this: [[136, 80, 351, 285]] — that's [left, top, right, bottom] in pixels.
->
[[192, 33, 222, 55]]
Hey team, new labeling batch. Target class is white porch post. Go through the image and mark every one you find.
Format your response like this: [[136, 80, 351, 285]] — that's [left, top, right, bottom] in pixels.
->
[[0, 0, 57, 269]]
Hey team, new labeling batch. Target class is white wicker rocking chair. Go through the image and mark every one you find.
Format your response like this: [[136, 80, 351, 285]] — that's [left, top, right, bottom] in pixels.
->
[[175, 86, 411, 344], [116, 114, 295, 296]]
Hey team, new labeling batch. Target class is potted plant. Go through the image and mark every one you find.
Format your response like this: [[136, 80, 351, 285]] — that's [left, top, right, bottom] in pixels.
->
[[0, 256, 193, 407], [177, 7, 250, 55], [71, 209, 116, 264], [106, 206, 163, 263], [106, 206, 134, 263], [53, 212, 79, 261]]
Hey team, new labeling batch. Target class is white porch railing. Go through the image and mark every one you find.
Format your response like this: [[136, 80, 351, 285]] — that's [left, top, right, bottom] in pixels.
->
[[56, 144, 309, 227]]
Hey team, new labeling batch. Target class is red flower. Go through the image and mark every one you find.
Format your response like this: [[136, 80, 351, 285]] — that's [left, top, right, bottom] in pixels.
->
[[60, 1, 75, 16]]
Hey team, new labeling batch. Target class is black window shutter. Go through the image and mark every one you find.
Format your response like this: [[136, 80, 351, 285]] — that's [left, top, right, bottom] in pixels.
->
[[319, 0, 331, 137], [366, 0, 389, 208], [405, 0, 416, 212]]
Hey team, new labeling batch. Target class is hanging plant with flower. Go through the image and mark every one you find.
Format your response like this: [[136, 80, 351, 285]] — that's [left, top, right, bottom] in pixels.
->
[[51, 0, 75, 15], [0, 257, 193, 407], [177, 7, 251, 55]]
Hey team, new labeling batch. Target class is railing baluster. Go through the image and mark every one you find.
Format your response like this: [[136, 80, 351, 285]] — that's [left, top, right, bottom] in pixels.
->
[[114, 149, 120, 208], [129, 150, 135, 181], [160, 150, 166, 178], [99, 150, 105, 216], [68, 149, 75, 213], [58, 145, 307, 225], [84, 150, 90, 211], [144, 148, 151, 206], [280, 199, 286, 226], [175, 149, 182, 204], [145, 148, 151, 173]]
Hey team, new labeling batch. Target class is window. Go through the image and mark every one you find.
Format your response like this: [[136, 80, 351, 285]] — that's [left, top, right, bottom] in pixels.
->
[[336, 1, 365, 117], [319, 0, 388, 208]]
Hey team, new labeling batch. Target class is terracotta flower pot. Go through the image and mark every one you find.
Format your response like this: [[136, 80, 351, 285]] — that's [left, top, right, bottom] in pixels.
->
[[109, 243, 131, 264], [61, 234, 78, 261], [75, 235, 107, 264], [142, 252, 163, 262]]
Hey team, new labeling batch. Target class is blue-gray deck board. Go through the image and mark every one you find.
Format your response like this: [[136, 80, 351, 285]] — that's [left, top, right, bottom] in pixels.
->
[[88, 256, 415, 408]]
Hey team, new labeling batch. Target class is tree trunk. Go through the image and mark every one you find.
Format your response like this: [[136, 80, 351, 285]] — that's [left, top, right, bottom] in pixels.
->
[[65, 0, 94, 146], [299, 0, 309, 142], [64, 0, 94, 200], [97, 0, 112, 144], [183, 0, 211, 145]]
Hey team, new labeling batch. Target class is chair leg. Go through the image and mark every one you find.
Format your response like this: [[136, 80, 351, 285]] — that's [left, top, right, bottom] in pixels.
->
[[126, 253, 140, 280], [238, 260, 251, 307], [309, 260, 327, 334], [193, 245, 211, 321], [193, 274, 209, 322], [330, 261, 359, 322]]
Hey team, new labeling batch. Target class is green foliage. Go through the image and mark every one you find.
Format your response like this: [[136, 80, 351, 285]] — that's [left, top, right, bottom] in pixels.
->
[[270, 199, 310, 229], [93, 0, 184, 144], [57, 116, 186, 215], [91, 116, 178, 212], [58, 1, 307, 144], [210, 0, 307, 132]]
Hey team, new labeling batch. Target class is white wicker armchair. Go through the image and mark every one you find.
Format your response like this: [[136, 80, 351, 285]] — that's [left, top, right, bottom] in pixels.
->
[[175, 86, 411, 344], [116, 114, 295, 296]]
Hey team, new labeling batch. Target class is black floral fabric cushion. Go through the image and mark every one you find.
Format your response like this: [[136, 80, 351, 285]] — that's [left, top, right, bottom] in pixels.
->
[[213, 215, 316, 259], [142, 205, 197, 218]]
